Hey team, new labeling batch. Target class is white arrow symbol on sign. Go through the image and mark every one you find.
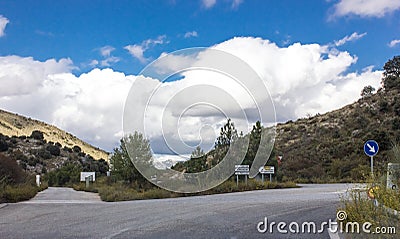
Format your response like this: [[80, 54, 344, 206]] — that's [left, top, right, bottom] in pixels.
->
[[367, 143, 375, 153]]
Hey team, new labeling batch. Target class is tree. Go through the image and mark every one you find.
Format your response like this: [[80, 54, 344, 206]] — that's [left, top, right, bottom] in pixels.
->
[[242, 121, 262, 165], [215, 118, 238, 149], [110, 132, 153, 187], [382, 56, 400, 90], [361, 85, 375, 98], [47, 162, 82, 186], [191, 146, 204, 158]]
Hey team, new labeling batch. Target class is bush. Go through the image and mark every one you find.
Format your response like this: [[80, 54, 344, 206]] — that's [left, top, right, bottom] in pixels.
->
[[46, 163, 82, 186], [0, 139, 8, 152], [0, 154, 27, 184], [46, 144, 60, 156], [36, 148, 52, 160], [0, 184, 38, 203], [30, 130, 44, 140], [73, 145, 81, 153]]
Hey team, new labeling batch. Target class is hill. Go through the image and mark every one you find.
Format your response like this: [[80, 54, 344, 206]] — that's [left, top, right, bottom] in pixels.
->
[[0, 109, 109, 160], [275, 87, 400, 182]]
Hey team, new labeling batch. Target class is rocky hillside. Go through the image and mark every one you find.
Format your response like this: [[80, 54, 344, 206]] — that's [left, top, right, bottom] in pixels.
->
[[275, 87, 400, 182], [0, 131, 109, 175], [0, 109, 109, 160]]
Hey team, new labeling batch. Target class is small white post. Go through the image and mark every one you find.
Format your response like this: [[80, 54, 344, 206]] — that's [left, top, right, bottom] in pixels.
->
[[36, 175, 41, 187]]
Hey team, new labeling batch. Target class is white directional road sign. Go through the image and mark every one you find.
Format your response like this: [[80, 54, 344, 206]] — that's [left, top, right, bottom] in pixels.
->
[[259, 166, 275, 174], [80, 172, 96, 182], [364, 140, 379, 157], [235, 165, 249, 175]]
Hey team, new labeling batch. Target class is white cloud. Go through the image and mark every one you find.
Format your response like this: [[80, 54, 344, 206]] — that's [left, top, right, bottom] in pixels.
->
[[184, 31, 198, 38], [0, 56, 134, 150], [334, 32, 367, 46], [0, 15, 9, 37], [0, 37, 382, 153], [124, 45, 146, 63], [99, 45, 115, 57], [388, 39, 400, 47], [89, 46, 120, 67], [210, 37, 381, 120], [100, 56, 120, 67], [89, 59, 99, 67], [125, 35, 167, 63], [202, 0, 216, 8], [331, 0, 400, 18]]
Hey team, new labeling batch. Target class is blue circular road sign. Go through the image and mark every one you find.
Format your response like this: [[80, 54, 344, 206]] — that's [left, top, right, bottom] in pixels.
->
[[364, 140, 379, 157]]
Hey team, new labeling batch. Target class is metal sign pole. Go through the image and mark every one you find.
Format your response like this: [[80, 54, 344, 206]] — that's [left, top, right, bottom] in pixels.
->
[[236, 175, 239, 187], [262, 174, 264, 183], [371, 156, 374, 176], [269, 173, 272, 182]]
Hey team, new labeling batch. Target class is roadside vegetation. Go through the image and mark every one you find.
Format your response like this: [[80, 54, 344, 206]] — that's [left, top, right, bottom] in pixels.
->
[[0, 153, 47, 203], [341, 142, 400, 224], [73, 177, 297, 202], [338, 56, 400, 237], [72, 131, 297, 201]]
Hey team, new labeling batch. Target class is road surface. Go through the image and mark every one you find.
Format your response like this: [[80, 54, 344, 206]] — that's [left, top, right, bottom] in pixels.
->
[[0, 184, 353, 238]]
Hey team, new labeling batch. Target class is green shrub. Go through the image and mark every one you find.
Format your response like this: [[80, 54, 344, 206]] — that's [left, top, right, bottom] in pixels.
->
[[0, 183, 38, 203], [30, 130, 44, 140], [46, 144, 60, 156]]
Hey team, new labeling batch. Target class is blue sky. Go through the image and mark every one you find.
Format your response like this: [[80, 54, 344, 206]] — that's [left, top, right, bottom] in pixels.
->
[[0, 0, 400, 153], [0, 0, 399, 75]]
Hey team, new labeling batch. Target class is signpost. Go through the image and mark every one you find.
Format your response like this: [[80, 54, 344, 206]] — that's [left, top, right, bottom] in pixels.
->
[[259, 166, 275, 183], [235, 165, 249, 186], [364, 140, 379, 176], [80, 172, 95, 188]]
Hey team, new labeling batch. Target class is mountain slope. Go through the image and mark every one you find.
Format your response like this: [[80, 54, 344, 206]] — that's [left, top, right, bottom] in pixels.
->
[[0, 109, 109, 160], [275, 87, 400, 182]]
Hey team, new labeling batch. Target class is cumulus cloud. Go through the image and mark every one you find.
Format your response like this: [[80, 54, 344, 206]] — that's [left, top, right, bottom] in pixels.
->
[[125, 35, 167, 63], [388, 39, 400, 48], [0, 57, 133, 150], [184, 31, 198, 38], [212, 37, 381, 120], [334, 32, 367, 46], [331, 0, 400, 18], [0, 37, 382, 153], [0, 15, 9, 37]]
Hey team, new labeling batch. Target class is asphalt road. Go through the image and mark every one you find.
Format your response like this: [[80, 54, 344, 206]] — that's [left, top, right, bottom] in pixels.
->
[[0, 184, 354, 239]]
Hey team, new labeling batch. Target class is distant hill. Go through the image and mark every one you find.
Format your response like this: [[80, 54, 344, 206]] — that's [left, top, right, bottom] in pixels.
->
[[275, 87, 400, 182], [0, 109, 109, 161]]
